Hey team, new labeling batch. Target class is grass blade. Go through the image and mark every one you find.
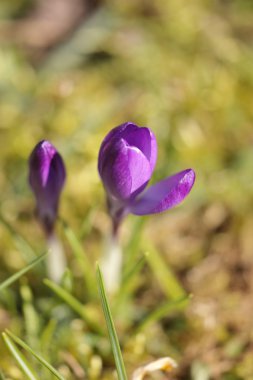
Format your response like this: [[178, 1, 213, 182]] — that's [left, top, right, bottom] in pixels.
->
[[96, 264, 127, 380], [20, 283, 40, 351], [40, 319, 57, 356], [124, 218, 145, 274], [44, 278, 103, 335], [5, 330, 65, 380], [135, 295, 190, 333], [146, 246, 186, 300], [2, 333, 39, 380], [114, 255, 146, 312], [0, 253, 47, 292], [61, 220, 96, 298], [0, 216, 38, 262]]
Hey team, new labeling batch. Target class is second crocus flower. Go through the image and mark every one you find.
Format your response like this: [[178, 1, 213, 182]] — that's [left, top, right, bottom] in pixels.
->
[[29, 140, 66, 235], [29, 140, 67, 283], [98, 122, 195, 233]]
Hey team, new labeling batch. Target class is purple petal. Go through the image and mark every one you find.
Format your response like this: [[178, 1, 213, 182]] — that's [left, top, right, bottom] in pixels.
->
[[29, 140, 65, 193], [127, 145, 152, 195], [98, 122, 133, 175], [101, 139, 152, 200], [129, 169, 195, 215], [148, 129, 157, 172], [98, 122, 157, 174], [29, 140, 66, 233], [100, 139, 132, 200], [122, 126, 157, 172]]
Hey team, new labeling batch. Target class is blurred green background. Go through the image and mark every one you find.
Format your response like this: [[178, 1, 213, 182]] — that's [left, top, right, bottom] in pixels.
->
[[0, 0, 253, 379]]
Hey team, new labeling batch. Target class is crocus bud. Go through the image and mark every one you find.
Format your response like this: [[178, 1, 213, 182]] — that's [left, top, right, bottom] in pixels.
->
[[98, 122, 195, 232], [29, 140, 66, 235]]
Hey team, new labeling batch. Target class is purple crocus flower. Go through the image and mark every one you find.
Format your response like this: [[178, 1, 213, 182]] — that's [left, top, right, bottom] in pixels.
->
[[29, 140, 66, 235], [98, 122, 195, 233]]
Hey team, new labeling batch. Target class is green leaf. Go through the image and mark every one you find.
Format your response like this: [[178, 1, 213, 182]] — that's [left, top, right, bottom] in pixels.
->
[[0, 253, 47, 292], [5, 330, 65, 380], [2, 332, 39, 380], [20, 283, 40, 351], [61, 220, 97, 298], [0, 216, 38, 262], [114, 255, 146, 311], [122, 254, 146, 286], [40, 319, 57, 356], [44, 278, 103, 335], [135, 295, 190, 333], [96, 264, 128, 380], [124, 218, 145, 274], [145, 246, 186, 300]]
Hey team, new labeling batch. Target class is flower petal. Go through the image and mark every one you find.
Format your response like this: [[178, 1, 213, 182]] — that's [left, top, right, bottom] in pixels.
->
[[100, 139, 132, 200], [29, 140, 66, 233], [29, 141, 66, 195], [29, 141, 56, 187], [122, 126, 157, 172], [127, 145, 152, 196], [130, 169, 195, 215], [148, 129, 157, 172], [98, 122, 134, 174], [98, 122, 157, 174], [101, 139, 152, 200]]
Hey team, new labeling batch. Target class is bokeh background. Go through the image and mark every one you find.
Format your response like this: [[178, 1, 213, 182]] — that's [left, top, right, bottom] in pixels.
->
[[0, 0, 253, 379]]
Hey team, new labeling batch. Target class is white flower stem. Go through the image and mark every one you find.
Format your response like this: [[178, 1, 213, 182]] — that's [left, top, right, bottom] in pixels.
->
[[101, 233, 122, 295], [46, 233, 67, 283]]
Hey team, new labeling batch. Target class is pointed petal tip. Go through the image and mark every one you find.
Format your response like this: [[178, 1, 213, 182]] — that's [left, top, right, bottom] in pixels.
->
[[130, 168, 196, 216], [182, 168, 196, 191]]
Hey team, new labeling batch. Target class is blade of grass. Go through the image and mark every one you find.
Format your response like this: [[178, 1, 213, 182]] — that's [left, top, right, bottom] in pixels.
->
[[2, 332, 39, 380], [40, 319, 57, 357], [124, 218, 145, 275], [114, 255, 146, 311], [145, 246, 186, 300], [96, 264, 127, 380], [5, 330, 65, 380], [44, 278, 103, 335], [61, 220, 96, 298], [0, 370, 6, 380], [0, 252, 47, 292], [20, 283, 40, 351], [122, 255, 146, 285], [135, 295, 190, 333], [0, 216, 38, 262]]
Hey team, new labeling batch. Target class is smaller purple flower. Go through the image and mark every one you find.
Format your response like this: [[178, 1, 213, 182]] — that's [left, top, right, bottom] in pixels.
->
[[29, 140, 66, 235], [98, 122, 195, 233]]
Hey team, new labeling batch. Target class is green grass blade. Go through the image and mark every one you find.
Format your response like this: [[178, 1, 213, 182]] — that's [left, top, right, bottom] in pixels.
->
[[114, 255, 146, 311], [135, 295, 190, 333], [0, 370, 6, 380], [20, 283, 40, 351], [96, 264, 128, 380], [122, 255, 146, 286], [44, 278, 103, 335], [146, 246, 186, 300], [2, 333, 39, 380], [0, 253, 47, 292], [5, 330, 65, 380], [61, 220, 96, 298], [0, 216, 38, 262], [124, 218, 145, 274]]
